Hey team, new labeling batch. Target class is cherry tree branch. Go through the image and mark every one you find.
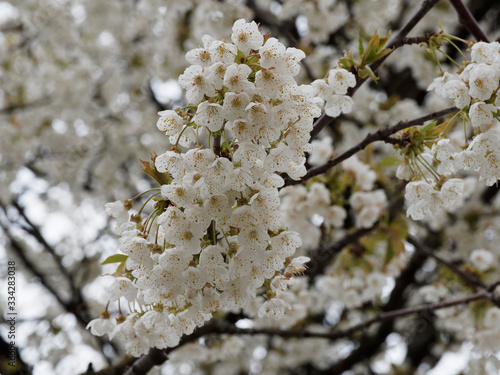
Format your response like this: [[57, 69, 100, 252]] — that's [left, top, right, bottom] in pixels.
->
[[120, 287, 492, 375], [392, 32, 440, 48], [286, 106, 458, 186], [311, 0, 442, 139], [200, 291, 490, 339], [0, 97, 51, 115], [361, 0, 442, 85], [448, 0, 490, 42], [305, 197, 404, 283], [407, 235, 487, 289], [0, 202, 117, 362], [11, 199, 77, 292]]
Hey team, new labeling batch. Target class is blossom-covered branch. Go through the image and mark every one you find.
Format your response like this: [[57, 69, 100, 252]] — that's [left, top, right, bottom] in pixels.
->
[[286, 106, 459, 186], [311, 0, 443, 139], [119, 278, 493, 375]]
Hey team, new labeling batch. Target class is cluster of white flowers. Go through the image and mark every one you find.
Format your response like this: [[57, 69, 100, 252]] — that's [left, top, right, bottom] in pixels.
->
[[88, 18, 357, 356], [429, 42, 500, 178], [312, 68, 356, 117], [349, 189, 387, 228], [280, 182, 347, 250], [428, 42, 500, 117], [405, 178, 464, 221], [404, 41, 500, 221], [317, 270, 389, 309]]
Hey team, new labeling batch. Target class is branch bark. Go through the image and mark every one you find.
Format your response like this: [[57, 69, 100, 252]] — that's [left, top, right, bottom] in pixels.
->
[[286, 106, 458, 186], [448, 0, 490, 42], [305, 197, 404, 283], [408, 235, 487, 289], [0, 202, 117, 362], [119, 278, 492, 375]]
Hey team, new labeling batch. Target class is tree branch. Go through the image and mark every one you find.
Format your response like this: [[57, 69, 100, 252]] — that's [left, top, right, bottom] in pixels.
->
[[187, 291, 490, 339], [286, 106, 458, 186], [448, 0, 490, 42], [11, 199, 77, 292], [311, 0, 443, 139], [305, 196, 404, 283], [0, 203, 117, 361], [0, 97, 50, 115], [120, 286, 492, 375], [407, 235, 487, 289]]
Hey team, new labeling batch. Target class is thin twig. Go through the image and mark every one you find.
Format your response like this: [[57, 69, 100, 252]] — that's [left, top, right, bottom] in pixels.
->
[[392, 32, 440, 48], [306, 197, 404, 282], [227, 291, 489, 340], [0, 203, 117, 361], [12, 199, 76, 290], [407, 235, 487, 289], [448, 0, 490, 42], [0, 97, 50, 115], [286, 106, 458, 186]]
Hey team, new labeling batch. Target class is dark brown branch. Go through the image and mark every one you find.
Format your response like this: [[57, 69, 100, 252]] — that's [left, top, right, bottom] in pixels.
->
[[363, 0, 442, 84], [12, 199, 76, 291], [392, 32, 440, 48], [0, 204, 117, 361], [201, 291, 489, 339], [120, 284, 491, 375], [213, 134, 222, 157], [9, 199, 100, 335], [0, 97, 50, 115], [448, 0, 490, 42], [407, 235, 487, 289], [286, 106, 458, 186], [306, 197, 404, 282]]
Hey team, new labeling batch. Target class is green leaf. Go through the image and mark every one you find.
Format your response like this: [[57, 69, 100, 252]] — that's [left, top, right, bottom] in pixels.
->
[[428, 120, 452, 137], [140, 153, 172, 186], [358, 66, 379, 83], [358, 36, 365, 56], [421, 120, 437, 133], [101, 254, 128, 265], [379, 156, 401, 167]]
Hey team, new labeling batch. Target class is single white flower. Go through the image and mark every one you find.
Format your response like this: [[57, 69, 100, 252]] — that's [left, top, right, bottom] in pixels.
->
[[470, 248, 494, 271], [468, 64, 500, 101], [444, 80, 470, 109], [185, 35, 214, 66], [156, 110, 184, 136], [209, 40, 238, 64], [327, 68, 356, 95], [231, 19, 263, 54], [471, 41, 500, 64], [193, 101, 226, 132], [105, 277, 139, 302], [223, 63, 253, 93], [178, 65, 215, 104], [223, 91, 250, 121], [469, 102, 497, 128], [87, 317, 115, 337]]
